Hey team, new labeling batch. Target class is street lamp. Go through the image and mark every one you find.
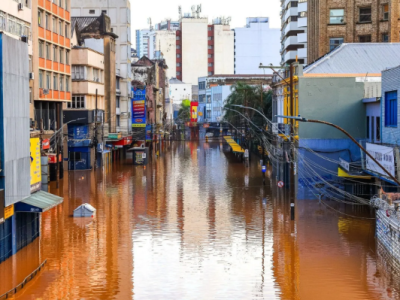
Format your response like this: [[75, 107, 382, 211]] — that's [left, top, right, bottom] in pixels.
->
[[276, 115, 400, 186]]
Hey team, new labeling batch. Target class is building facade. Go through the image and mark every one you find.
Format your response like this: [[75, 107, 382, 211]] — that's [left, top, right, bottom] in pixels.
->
[[136, 29, 150, 58], [71, 0, 132, 135], [308, 0, 400, 63], [234, 17, 281, 74], [281, 0, 307, 65], [32, 0, 72, 132]]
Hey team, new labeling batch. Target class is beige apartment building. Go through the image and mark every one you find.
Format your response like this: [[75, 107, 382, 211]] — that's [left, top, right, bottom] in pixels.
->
[[308, 0, 400, 63]]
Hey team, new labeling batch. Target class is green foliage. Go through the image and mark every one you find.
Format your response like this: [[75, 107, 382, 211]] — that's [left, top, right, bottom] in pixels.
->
[[223, 82, 272, 127], [182, 99, 191, 107], [177, 101, 191, 123]]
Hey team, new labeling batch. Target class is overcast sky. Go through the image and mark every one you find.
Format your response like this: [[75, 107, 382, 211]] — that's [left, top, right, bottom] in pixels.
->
[[132, 0, 281, 42]]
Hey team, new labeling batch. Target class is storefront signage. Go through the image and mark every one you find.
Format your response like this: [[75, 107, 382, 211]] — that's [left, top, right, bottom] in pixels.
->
[[366, 143, 395, 177], [4, 204, 14, 219], [203, 123, 210, 128], [191, 102, 198, 122], [42, 138, 50, 150], [132, 87, 146, 128], [339, 158, 350, 172], [30, 138, 42, 193]]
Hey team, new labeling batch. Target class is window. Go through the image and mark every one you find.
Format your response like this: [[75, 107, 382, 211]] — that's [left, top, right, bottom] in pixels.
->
[[66, 50, 69, 64], [208, 63, 213, 67], [359, 35, 371, 43], [59, 21, 63, 36], [65, 24, 68, 38], [66, 76, 70, 92], [45, 14, 50, 30], [208, 27, 212, 31], [102, 10, 107, 14], [39, 41, 44, 58], [38, 11, 43, 27], [53, 45, 57, 62], [329, 38, 343, 51], [89, 10, 95, 14], [383, 33, 389, 42], [46, 72, 51, 89], [208, 37, 213, 40], [93, 68, 99, 81], [371, 116, 375, 142], [329, 9, 344, 24], [376, 117, 381, 141], [69, 96, 85, 108], [177, 63, 181, 67], [59, 75, 64, 91], [208, 45, 213, 49], [177, 45, 181, 49], [39, 70, 43, 88], [208, 72, 213, 76], [177, 54, 181, 58], [176, 36, 180, 40], [385, 91, 398, 127], [72, 66, 85, 79], [59, 0, 62, 8], [116, 115, 120, 127], [116, 97, 120, 108], [53, 17, 57, 33], [359, 7, 372, 22], [383, 4, 389, 20], [177, 72, 181, 76], [53, 74, 58, 90], [59, 49, 64, 63], [46, 43, 50, 59], [65, 0, 68, 11], [208, 54, 213, 58]]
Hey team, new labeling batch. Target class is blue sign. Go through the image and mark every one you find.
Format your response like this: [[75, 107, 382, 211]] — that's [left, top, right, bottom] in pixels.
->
[[262, 166, 267, 173], [146, 125, 152, 141], [132, 87, 146, 128]]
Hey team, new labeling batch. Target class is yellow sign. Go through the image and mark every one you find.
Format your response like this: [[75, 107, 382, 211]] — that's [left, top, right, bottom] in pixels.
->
[[5, 205, 14, 219], [30, 138, 42, 193], [132, 124, 146, 128], [191, 106, 198, 120], [198, 112, 203, 116]]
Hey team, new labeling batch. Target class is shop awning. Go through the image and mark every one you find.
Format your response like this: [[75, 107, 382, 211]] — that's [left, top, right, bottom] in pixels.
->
[[338, 168, 372, 179], [223, 136, 245, 153], [14, 191, 63, 213]]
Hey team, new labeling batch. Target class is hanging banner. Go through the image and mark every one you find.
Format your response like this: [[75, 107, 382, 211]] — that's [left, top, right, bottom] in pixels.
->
[[191, 102, 198, 123], [30, 138, 42, 193], [132, 87, 146, 128], [366, 143, 395, 177]]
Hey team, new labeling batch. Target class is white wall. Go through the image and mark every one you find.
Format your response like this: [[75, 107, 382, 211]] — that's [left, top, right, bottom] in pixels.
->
[[181, 18, 208, 85], [234, 21, 280, 74], [169, 83, 192, 105], [214, 25, 234, 75]]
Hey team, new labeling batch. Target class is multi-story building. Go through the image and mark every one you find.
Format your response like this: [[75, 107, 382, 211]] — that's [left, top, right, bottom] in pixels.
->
[[32, 0, 72, 133], [280, 0, 307, 65], [136, 29, 150, 58], [71, 0, 132, 135], [149, 30, 177, 78], [308, 0, 400, 63], [169, 78, 192, 106], [234, 18, 281, 74]]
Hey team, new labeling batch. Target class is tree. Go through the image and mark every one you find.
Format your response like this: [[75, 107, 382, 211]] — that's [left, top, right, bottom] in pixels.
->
[[223, 82, 272, 127], [177, 99, 191, 123]]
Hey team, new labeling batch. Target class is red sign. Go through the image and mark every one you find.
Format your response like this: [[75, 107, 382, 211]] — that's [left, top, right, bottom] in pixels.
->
[[203, 123, 210, 128], [277, 181, 285, 188], [42, 139, 50, 150], [190, 102, 198, 123], [48, 154, 61, 164]]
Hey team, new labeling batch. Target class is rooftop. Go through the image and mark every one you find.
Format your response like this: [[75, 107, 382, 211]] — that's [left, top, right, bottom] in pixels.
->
[[169, 78, 186, 84], [304, 43, 400, 74]]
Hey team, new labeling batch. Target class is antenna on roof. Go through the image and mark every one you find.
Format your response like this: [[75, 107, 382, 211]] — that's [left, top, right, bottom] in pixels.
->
[[178, 5, 182, 21], [147, 18, 153, 31]]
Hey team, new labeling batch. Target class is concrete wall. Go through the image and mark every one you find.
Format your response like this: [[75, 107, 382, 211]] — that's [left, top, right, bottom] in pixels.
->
[[382, 66, 400, 145], [151, 31, 177, 78], [234, 21, 280, 75], [213, 25, 234, 75], [0, 34, 30, 206], [298, 77, 366, 139], [71, 47, 104, 70], [169, 82, 192, 106], [181, 18, 208, 85]]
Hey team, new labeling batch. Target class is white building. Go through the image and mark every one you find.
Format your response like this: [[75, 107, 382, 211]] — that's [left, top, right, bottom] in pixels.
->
[[149, 30, 177, 78], [71, 0, 132, 135], [169, 77, 192, 106], [281, 0, 307, 65], [136, 29, 150, 58], [234, 18, 280, 74]]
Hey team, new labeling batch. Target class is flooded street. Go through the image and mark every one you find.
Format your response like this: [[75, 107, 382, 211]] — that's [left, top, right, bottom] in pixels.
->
[[1, 141, 399, 299]]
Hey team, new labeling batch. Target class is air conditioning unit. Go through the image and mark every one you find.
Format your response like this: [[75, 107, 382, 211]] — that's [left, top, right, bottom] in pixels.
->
[[129, 92, 133, 98], [43, 89, 49, 95], [18, 3, 23, 10], [21, 36, 28, 43], [29, 72, 34, 80]]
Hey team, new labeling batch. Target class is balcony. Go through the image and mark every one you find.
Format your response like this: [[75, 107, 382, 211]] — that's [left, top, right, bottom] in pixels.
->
[[284, 36, 299, 49], [284, 50, 298, 62], [298, 48, 307, 59], [298, 17, 307, 28], [298, 33, 307, 43], [298, 2, 307, 13], [284, 7, 298, 22], [284, 22, 299, 36]]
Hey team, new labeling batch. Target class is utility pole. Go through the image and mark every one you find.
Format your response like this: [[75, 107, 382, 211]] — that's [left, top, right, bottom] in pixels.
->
[[94, 89, 98, 170], [289, 63, 295, 220], [55, 121, 59, 189]]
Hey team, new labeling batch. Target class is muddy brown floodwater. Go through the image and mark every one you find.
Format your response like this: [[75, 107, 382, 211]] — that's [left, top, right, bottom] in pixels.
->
[[0, 141, 399, 300]]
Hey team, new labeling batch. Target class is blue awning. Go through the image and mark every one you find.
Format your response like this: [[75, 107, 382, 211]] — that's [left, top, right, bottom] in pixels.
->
[[14, 191, 63, 213]]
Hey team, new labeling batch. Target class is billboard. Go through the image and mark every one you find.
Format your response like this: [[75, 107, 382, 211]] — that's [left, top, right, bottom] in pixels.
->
[[30, 138, 42, 193], [191, 102, 198, 122], [366, 143, 395, 177], [132, 87, 146, 128]]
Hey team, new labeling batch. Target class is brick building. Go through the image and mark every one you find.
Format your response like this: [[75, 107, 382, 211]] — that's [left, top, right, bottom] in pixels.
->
[[308, 0, 400, 63]]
